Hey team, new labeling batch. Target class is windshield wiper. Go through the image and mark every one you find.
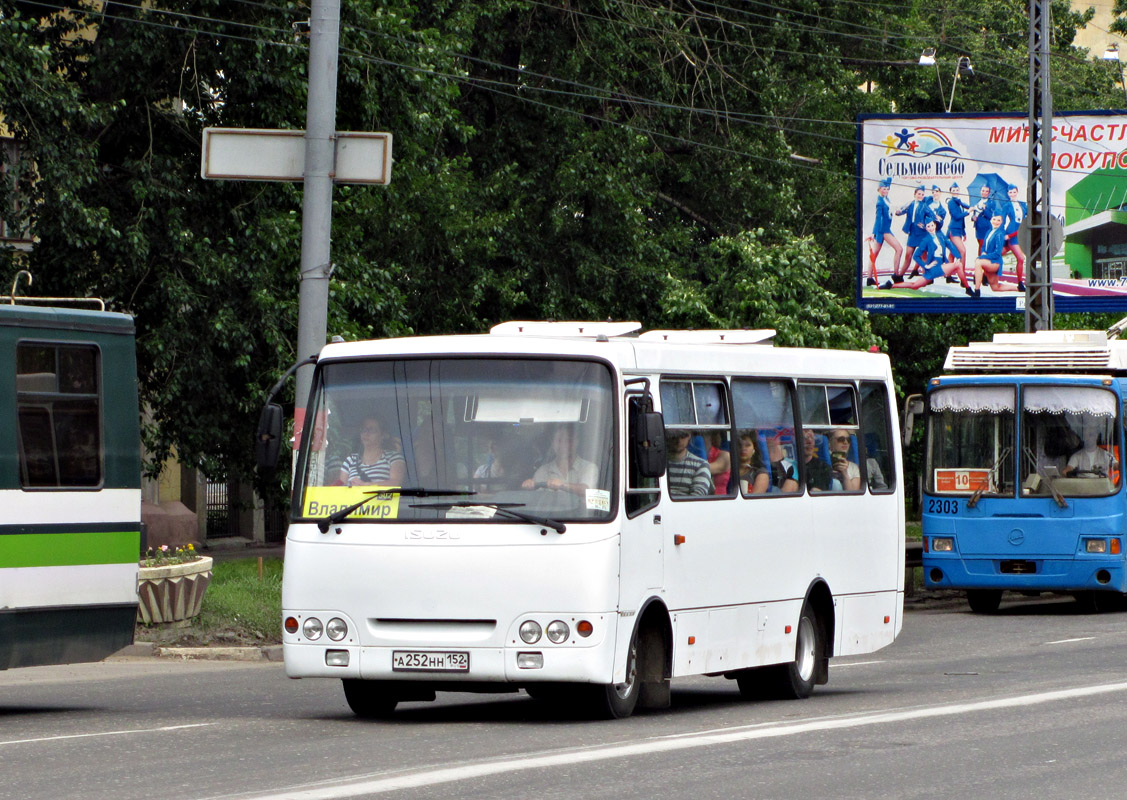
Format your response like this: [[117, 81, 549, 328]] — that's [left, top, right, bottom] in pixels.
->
[[317, 487, 474, 532], [1022, 446, 1068, 509], [410, 502, 566, 534], [967, 446, 1011, 509]]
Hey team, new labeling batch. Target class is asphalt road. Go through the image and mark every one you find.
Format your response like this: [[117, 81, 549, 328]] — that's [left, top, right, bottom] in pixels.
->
[[4, 594, 1127, 799]]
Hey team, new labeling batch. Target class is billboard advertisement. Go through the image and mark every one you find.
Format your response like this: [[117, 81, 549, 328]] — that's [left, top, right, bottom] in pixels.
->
[[858, 111, 1127, 314]]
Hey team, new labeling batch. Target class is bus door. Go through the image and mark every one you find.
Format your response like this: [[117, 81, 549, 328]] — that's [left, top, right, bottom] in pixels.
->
[[619, 390, 664, 609]]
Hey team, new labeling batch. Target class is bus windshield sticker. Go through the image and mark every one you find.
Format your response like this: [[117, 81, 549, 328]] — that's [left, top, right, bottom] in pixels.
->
[[933, 468, 992, 494], [302, 486, 401, 520], [586, 489, 611, 512]]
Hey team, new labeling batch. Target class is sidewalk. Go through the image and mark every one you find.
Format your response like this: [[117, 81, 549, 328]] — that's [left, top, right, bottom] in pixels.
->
[[114, 641, 284, 662], [200, 538, 285, 563]]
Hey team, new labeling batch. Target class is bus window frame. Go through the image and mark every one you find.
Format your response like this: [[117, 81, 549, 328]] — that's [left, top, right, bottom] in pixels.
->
[[15, 339, 105, 492], [797, 381, 864, 496], [658, 376, 734, 502]]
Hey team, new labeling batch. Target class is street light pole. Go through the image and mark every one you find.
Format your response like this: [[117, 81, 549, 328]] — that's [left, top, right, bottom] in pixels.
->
[[1025, 0, 1053, 332], [294, 0, 340, 440]]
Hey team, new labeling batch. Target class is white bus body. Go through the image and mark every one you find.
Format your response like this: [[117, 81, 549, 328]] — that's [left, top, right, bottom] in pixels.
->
[[280, 323, 904, 718]]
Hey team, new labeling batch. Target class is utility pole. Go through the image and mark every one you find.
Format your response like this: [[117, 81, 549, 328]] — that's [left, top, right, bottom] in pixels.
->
[[294, 0, 340, 438], [1026, 0, 1054, 332]]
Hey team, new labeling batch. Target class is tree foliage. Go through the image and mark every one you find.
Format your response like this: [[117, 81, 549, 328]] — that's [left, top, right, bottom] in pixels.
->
[[0, 0, 1121, 485]]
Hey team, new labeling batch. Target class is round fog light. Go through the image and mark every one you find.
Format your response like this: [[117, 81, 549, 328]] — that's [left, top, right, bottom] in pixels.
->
[[546, 620, 570, 643], [303, 617, 324, 640], [326, 617, 348, 641], [519, 620, 542, 644]]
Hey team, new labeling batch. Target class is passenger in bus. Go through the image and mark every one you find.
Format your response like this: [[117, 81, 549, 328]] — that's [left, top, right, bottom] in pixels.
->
[[706, 431, 732, 494], [767, 433, 799, 493], [802, 429, 833, 492], [1063, 424, 1117, 477], [665, 429, 714, 496], [828, 429, 861, 491], [737, 430, 769, 494], [522, 425, 597, 495], [340, 416, 407, 487]]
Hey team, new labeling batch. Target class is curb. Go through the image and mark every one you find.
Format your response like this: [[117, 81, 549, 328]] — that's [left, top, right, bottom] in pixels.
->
[[157, 645, 284, 662], [114, 643, 283, 662]]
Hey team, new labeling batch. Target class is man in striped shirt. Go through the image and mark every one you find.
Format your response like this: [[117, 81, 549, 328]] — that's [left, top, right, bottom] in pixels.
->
[[665, 430, 714, 496]]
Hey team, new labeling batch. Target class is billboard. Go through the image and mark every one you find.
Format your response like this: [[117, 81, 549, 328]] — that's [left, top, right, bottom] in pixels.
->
[[857, 111, 1127, 314]]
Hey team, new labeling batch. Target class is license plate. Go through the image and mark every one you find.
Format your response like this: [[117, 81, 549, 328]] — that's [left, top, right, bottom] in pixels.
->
[[391, 650, 470, 672]]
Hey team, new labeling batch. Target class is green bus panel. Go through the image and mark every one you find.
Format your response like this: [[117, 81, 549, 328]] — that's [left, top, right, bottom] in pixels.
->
[[0, 529, 141, 568]]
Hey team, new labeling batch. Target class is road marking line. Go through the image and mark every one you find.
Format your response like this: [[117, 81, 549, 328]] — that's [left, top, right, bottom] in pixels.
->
[[832, 660, 886, 668], [226, 681, 1127, 800], [0, 722, 215, 747], [1044, 637, 1096, 645]]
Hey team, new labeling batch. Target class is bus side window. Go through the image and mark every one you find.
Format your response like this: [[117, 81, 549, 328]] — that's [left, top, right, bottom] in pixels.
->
[[731, 378, 801, 496], [860, 381, 895, 492], [16, 343, 102, 489]]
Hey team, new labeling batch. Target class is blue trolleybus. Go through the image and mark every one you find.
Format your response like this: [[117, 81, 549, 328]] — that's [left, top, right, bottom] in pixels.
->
[[920, 329, 1127, 612], [0, 294, 142, 668]]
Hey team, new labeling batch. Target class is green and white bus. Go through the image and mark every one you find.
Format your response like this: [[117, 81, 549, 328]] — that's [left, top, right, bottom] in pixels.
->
[[0, 300, 141, 669]]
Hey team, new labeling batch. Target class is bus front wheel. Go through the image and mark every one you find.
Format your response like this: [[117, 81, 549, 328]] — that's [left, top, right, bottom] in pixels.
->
[[342, 679, 399, 718], [966, 590, 1003, 614], [588, 628, 640, 719]]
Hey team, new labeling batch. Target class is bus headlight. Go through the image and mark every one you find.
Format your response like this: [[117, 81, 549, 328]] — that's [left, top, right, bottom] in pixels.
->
[[932, 537, 954, 552], [519, 620, 542, 644], [1085, 538, 1109, 554], [546, 620, 570, 643], [303, 617, 324, 640], [326, 618, 348, 641]]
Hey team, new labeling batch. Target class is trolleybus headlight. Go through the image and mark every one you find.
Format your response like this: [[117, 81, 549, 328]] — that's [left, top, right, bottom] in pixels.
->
[[519, 620, 542, 644], [576, 620, 594, 638], [303, 617, 324, 640], [932, 537, 954, 552], [1085, 538, 1109, 554], [326, 617, 348, 641], [546, 620, 570, 643]]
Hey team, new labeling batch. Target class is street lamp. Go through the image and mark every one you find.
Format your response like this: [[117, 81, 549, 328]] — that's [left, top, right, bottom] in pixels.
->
[[1102, 43, 1127, 108]]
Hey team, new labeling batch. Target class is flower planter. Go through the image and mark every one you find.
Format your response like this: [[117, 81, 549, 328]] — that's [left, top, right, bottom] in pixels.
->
[[136, 556, 213, 624]]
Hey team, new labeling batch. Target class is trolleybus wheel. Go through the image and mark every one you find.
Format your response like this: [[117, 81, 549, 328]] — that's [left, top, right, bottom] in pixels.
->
[[966, 589, 1002, 614], [342, 679, 399, 718]]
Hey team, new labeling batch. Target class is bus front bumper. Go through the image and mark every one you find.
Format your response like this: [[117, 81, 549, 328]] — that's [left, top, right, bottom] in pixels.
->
[[923, 555, 1127, 593], [283, 641, 616, 684]]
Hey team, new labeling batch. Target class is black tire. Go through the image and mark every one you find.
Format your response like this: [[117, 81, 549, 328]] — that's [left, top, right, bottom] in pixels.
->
[[342, 679, 398, 718], [739, 602, 823, 700], [1075, 591, 1127, 613], [586, 627, 640, 719], [966, 589, 1003, 614]]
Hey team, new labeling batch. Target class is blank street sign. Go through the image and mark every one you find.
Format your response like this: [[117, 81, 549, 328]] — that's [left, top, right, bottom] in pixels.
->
[[201, 128, 393, 184]]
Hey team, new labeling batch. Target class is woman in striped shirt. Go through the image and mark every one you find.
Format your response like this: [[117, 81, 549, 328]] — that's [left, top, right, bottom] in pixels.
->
[[339, 416, 406, 487]]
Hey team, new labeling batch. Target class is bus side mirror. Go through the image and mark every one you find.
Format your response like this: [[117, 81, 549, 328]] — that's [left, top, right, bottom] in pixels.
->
[[902, 394, 924, 443], [635, 411, 667, 478], [255, 402, 284, 472]]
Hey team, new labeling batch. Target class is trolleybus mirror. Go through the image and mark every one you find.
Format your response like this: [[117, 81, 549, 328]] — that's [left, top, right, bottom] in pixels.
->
[[902, 394, 924, 443], [256, 402, 284, 472]]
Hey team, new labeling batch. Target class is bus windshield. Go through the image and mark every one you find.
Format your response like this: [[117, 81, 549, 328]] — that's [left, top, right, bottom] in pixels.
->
[[295, 357, 616, 523], [1020, 385, 1120, 497], [927, 385, 1016, 497]]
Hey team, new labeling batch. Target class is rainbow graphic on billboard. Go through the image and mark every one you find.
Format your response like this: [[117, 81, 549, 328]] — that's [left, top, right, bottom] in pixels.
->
[[880, 126, 961, 158]]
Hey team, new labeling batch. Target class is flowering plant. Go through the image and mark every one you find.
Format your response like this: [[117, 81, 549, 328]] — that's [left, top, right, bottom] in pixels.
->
[[140, 543, 203, 568]]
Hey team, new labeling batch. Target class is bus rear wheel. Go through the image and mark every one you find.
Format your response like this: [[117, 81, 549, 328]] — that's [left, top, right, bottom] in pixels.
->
[[738, 603, 823, 700], [966, 590, 1003, 614], [342, 679, 399, 718]]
